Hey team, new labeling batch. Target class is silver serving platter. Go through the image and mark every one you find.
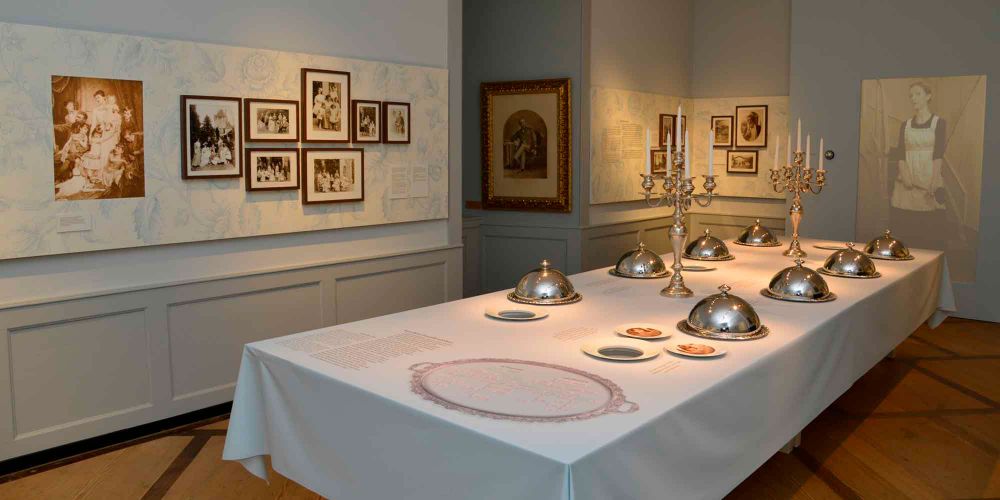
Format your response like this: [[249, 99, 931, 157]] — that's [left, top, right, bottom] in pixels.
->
[[868, 253, 915, 261], [760, 288, 837, 303], [817, 268, 882, 279], [676, 320, 770, 341], [507, 291, 582, 305], [732, 240, 782, 248], [683, 253, 735, 262], [607, 268, 670, 279]]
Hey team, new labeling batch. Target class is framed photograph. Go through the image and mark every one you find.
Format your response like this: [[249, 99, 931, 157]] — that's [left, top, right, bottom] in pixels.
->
[[302, 148, 364, 204], [651, 150, 670, 175], [245, 148, 299, 191], [735, 105, 768, 148], [659, 114, 686, 147], [51, 75, 145, 200], [301, 68, 350, 143], [382, 101, 410, 144], [181, 95, 242, 179], [481, 78, 571, 212], [726, 150, 758, 174], [244, 98, 298, 142], [710, 115, 734, 147], [351, 99, 381, 143]]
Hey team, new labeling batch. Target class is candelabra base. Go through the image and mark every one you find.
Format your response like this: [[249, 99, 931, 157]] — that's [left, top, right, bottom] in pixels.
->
[[782, 239, 807, 258], [660, 283, 694, 298]]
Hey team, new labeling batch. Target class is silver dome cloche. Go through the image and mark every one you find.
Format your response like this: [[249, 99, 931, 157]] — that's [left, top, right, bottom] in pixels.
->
[[677, 284, 769, 340], [864, 230, 914, 261], [508, 259, 583, 305], [761, 259, 837, 302], [733, 219, 781, 247], [684, 229, 735, 261], [609, 242, 670, 279], [818, 242, 881, 279]]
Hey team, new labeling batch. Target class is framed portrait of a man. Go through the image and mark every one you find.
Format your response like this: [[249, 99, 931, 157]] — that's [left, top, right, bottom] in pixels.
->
[[382, 101, 410, 144], [480, 78, 571, 212], [301, 68, 350, 143], [735, 105, 767, 148]]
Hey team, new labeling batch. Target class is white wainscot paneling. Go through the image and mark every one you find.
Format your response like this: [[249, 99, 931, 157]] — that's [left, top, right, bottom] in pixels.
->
[[336, 263, 448, 324]]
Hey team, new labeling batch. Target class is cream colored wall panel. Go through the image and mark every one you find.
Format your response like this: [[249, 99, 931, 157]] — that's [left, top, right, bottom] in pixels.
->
[[689, 213, 786, 242], [9, 309, 150, 437], [167, 282, 323, 400], [336, 263, 447, 324]]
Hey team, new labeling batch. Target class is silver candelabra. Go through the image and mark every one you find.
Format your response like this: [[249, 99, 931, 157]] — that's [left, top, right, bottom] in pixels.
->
[[769, 151, 827, 258], [639, 147, 717, 298]]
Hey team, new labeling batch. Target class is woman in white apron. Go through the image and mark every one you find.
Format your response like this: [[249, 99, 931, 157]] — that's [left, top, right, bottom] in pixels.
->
[[889, 81, 947, 250]]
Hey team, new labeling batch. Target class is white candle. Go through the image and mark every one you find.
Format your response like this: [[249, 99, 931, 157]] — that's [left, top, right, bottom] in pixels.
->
[[796, 119, 802, 152], [806, 134, 811, 168], [676, 105, 682, 148], [684, 128, 690, 177], [774, 134, 780, 170], [819, 137, 825, 170], [787, 134, 792, 164], [707, 127, 714, 176], [644, 128, 651, 175], [666, 133, 671, 170]]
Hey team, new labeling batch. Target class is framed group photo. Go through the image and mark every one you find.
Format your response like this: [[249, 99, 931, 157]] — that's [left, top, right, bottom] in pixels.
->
[[351, 99, 381, 143], [735, 105, 768, 148], [302, 148, 364, 204], [659, 113, 686, 147], [480, 78, 571, 212], [651, 150, 670, 175], [726, 150, 758, 174], [301, 68, 350, 143], [245, 98, 298, 142], [245, 148, 299, 191], [382, 101, 410, 144], [710, 115, 734, 147], [181, 95, 242, 179]]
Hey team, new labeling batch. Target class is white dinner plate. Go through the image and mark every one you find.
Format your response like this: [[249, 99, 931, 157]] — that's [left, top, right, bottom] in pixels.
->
[[813, 243, 846, 251], [484, 306, 549, 321], [614, 323, 672, 340], [582, 338, 661, 362], [664, 341, 727, 358], [683, 265, 716, 272]]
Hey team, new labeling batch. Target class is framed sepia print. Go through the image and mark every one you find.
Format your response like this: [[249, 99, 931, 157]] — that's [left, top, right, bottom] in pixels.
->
[[244, 98, 298, 142], [382, 101, 410, 144], [181, 95, 242, 179], [651, 150, 670, 175], [710, 115, 734, 147], [351, 99, 381, 143], [735, 105, 768, 148], [301, 68, 350, 143], [302, 148, 364, 204], [727, 150, 758, 174], [659, 113, 687, 147], [245, 148, 299, 191], [52, 75, 145, 200], [481, 78, 571, 212]]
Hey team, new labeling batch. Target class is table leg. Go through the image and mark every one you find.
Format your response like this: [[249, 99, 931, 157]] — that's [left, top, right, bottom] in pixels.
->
[[779, 432, 802, 454]]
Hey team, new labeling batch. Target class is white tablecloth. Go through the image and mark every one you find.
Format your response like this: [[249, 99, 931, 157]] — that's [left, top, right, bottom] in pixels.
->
[[223, 239, 955, 500]]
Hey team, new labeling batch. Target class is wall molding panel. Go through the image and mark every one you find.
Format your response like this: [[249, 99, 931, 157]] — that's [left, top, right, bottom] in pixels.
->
[[0, 246, 461, 461]]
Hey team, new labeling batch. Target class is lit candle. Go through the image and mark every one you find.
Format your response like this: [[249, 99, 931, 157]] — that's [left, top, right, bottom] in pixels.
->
[[819, 137, 825, 170], [806, 134, 811, 168], [787, 134, 792, 164], [774, 134, 780, 170], [644, 128, 651, 175], [707, 127, 714, 177], [796, 119, 802, 152], [684, 128, 690, 177]]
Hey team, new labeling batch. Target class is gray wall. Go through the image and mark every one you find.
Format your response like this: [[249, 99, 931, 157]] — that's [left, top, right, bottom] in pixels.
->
[[790, 0, 999, 321], [690, 0, 790, 98]]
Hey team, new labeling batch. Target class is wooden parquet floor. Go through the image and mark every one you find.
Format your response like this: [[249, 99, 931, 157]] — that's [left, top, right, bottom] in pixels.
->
[[0, 318, 997, 499]]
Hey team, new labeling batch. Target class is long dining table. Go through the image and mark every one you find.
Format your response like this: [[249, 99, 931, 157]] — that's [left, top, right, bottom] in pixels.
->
[[223, 238, 955, 500]]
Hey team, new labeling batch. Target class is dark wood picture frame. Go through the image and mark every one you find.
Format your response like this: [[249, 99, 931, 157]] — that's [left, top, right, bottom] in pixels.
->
[[659, 113, 687, 147], [710, 115, 734, 148], [300, 68, 351, 143], [351, 99, 382, 143], [726, 150, 759, 174], [381, 101, 411, 144], [480, 78, 572, 212], [734, 104, 768, 148], [180, 95, 243, 179], [301, 147, 365, 204], [245, 147, 300, 192], [651, 149, 670, 175], [244, 98, 299, 142]]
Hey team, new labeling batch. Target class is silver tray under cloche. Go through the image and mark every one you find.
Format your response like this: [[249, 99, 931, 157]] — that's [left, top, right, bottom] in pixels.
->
[[508, 259, 583, 305], [677, 284, 769, 341]]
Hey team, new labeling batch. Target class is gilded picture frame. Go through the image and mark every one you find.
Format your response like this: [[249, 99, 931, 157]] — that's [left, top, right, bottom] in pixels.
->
[[480, 78, 571, 212]]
